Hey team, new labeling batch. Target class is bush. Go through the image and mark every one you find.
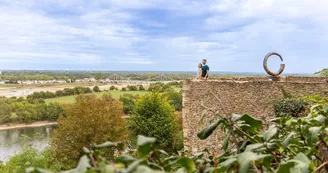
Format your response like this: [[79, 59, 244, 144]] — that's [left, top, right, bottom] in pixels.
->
[[119, 94, 136, 114], [315, 68, 328, 76], [148, 82, 164, 91], [273, 98, 308, 117], [128, 92, 178, 152], [0, 147, 62, 173], [109, 85, 116, 90], [127, 85, 138, 91], [138, 85, 145, 91], [52, 95, 127, 168], [122, 87, 126, 91], [93, 86, 100, 92], [163, 89, 182, 111]]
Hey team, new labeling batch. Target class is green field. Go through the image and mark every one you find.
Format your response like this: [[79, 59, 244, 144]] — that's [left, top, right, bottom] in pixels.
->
[[45, 90, 150, 104]]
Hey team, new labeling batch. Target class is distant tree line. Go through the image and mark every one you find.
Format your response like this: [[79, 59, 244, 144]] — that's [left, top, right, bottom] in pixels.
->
[[0, 97, 64, 124], [26, 87, 93, 99], [0, 70, 192, 81]]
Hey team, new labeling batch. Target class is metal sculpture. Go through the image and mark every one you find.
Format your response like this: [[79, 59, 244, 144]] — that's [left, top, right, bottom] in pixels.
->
[[263, 52, 285, 76]]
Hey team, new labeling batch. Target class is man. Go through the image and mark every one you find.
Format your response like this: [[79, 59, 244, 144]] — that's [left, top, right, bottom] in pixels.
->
[[201, 59, 209, 79]]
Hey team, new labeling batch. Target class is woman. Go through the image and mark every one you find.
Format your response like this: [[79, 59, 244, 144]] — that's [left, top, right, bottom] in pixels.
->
[[197, 63, 202, 79]]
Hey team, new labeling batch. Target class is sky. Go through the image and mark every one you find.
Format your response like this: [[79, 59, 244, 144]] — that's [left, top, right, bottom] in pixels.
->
[[0, 0, 327, 73]]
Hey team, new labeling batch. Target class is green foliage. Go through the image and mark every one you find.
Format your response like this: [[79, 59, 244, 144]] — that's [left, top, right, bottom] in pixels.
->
[[315, 68, 328, 76], [27, 87, 92, 99], [127, 85, 138, 91], [163, 89, 182, 111], [109, 85, 116, 90], [119, 94, 137, 114], [122, 87, 126, 91], [128, 92, 179, 152], [166, 81, 183, 88], [93, 86, 100, 92], [303, 94, 328, 105], [147, 82, 164, 92], [94, 72, 103, 80], [273, 98, 308, 117], [29, 102, 328, 173], [52, 95, 128, 169], [196, 104, 328, 172], [138, 85, 145, 91], [0, 97, 64, 124], [0, 146, 62, 173]]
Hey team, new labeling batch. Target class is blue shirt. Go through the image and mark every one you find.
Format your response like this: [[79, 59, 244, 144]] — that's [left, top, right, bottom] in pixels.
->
[[202, 65, 209, 77]]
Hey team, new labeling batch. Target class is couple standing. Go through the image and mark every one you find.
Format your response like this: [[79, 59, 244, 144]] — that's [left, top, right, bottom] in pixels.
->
[[197, 59, 209, 80]]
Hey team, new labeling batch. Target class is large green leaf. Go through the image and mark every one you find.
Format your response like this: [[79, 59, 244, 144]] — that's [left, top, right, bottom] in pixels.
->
[[135, 165, 164, 173], [62, 155, 91, 173], [232, 114, 263, 133], [198, 111, 207, 128], [218, 157, 237, 169], [313, 115, 327, 124], [262, 125, 278, 141], [115, 155, 136, 165], [137, 135, 156, 157], [222, 132, 231, 151], [290, 153, 311, 173], [237, 152, 269, 173], [276, 162, 295, 173], [94, 141, 117, 148], [197, 120, 224, 140], [277, 153, 311, 173], [282, 132, 296, 149], [306, 126, 322, 146], [245, 143, 264, 152], [174, 157, 197, 173], [125, 159, 145, 173]]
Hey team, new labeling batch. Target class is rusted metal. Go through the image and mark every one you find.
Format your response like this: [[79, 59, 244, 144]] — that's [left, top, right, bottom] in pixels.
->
[[263, 52, 285, 76]]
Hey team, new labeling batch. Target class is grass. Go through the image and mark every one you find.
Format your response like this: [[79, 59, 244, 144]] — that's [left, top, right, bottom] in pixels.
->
[[45, 90, 150, 104]]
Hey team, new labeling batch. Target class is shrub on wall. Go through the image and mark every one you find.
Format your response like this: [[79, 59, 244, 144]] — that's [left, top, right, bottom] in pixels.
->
[[273, 98, 308, 117]]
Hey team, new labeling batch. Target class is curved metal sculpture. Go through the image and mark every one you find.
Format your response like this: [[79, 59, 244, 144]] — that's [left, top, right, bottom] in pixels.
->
[[263, 52, 285, 76]]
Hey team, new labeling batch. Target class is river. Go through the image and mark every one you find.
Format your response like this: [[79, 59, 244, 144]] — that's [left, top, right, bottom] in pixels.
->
[[0, 125, 54, 162]]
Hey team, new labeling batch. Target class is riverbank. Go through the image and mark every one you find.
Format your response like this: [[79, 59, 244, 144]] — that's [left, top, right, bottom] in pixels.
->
[[0, 121, 58, 131]]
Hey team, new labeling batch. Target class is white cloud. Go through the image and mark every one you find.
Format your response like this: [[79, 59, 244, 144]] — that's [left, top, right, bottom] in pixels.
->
[[0, 0, 327, 72]]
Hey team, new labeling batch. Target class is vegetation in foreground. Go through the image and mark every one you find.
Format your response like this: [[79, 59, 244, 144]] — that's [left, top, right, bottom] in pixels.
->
[[3, 81, 328, 172], [27, 100, 328, 173], [128, 92, 183, 153], [0, 147, 62, 173], [51, 95, 128, 169]]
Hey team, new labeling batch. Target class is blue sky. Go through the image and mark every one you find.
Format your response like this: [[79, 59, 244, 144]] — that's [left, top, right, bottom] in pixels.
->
[[0, 0, 327, 73]]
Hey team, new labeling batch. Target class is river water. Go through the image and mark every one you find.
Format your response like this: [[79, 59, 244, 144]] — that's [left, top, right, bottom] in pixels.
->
[[0, 126, 54, 162]]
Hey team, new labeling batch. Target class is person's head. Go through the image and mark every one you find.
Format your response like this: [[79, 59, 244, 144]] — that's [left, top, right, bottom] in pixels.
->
[[202, 59, 207, 65], [198, 63, 202, 68]]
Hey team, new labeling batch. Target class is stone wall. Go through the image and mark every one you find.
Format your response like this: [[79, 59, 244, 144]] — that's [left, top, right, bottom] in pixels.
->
[[182, 77, 328, 153]]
